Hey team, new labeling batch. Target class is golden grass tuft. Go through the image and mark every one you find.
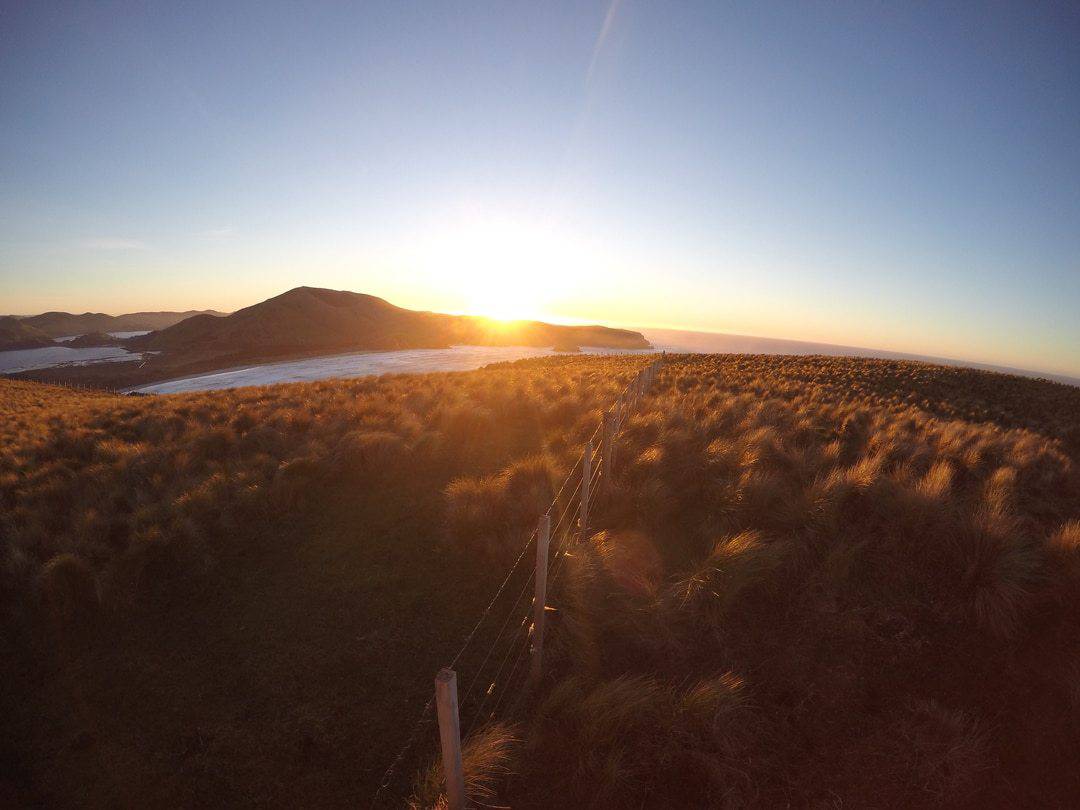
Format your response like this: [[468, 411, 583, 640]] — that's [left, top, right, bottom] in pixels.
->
[[408, 722, 519, 810], [671, 529, 788, 625], [332, 429, 411, 476], [444, 455, 556, 562]]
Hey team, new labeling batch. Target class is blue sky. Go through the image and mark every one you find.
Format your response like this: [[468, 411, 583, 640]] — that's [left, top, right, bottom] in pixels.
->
[[2, 1, 1078, 375]]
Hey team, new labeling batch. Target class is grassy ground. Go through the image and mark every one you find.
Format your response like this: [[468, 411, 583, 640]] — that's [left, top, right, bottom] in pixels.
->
[[510, 355, 1080, 808], [3, 354, 1079, 807], [0, 357, 645, 807]]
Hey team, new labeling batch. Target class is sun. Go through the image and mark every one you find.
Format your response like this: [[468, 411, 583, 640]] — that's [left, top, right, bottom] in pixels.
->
[[418, 210, 584, 322], [468, 287, 534, 322]]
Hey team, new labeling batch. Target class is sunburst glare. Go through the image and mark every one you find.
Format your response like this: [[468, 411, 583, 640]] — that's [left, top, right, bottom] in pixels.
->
[[419, 212, 588, 322]]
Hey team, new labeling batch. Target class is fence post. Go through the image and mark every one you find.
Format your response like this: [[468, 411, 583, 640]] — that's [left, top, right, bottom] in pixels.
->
[[435, 668, 466, 810], [580, 439, 592, 531], [602, 412, 615, 485], [530, 513, 551, 684]]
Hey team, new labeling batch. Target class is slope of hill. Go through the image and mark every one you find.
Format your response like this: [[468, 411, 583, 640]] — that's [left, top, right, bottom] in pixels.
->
[[66, 331, 122, 348], [508, 356, 1080, 808], [0, 316, 55, 350], [2, 355, 1079, 808], [8, 287, 650, 388], [0, 356, 648, 807], [136, 286, 649, 354], [18, 309, 228, 338], [644, 326, 1080, 388]]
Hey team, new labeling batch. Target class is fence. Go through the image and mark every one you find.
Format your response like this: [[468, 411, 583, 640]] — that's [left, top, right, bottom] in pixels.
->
[[371, 354, 664, 809]]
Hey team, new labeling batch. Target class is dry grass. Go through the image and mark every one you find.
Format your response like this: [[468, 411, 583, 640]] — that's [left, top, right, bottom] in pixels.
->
[[0, 359, 639, 618], [407, 721, 519, 809], [0, 357, 646, 807], [511, 354, 1080, 808], [3, 353, 1080, 807]]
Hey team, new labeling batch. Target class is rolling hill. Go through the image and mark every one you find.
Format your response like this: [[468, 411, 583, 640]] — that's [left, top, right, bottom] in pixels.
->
[[0, 316, 55, 350], [8, 287, 650, 389], [135, 286, 650, 355], [18, 308, 228, 338]]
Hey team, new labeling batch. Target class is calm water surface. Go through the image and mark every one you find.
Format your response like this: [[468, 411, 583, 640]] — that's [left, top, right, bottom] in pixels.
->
[[130, 345, 654, 394]]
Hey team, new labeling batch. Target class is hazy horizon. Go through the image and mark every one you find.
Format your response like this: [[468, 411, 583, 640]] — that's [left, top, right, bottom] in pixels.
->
[[3, 2, 1078, 376], [6, 283, 1080, 385]]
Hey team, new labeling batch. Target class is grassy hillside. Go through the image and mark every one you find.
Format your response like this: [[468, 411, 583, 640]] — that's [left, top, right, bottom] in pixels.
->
[[137, 287, 650, 356], [18, 309, 228, 338], [0, 316, 54, 350], [0, 357, 646, 807], [11, 287, 650, 390], [508, 355, 1080, 808], [3, 354, 1079, 807]]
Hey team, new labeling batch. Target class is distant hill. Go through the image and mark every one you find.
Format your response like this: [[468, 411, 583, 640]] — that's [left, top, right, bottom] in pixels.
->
[[136, 287, 650, 355], [67, 331, 123, 348], [8, 287, 649, 389], [0, 316, 54, 350], [19, 309, 228, 338]]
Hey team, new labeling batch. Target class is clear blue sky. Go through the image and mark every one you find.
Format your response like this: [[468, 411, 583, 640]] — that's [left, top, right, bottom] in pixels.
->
[[2, 1, 1078, 375]]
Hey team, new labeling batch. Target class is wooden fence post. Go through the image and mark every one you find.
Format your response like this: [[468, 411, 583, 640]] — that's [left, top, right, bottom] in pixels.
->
[[530, 513, 551, 684], [435, 668, 466, 810], [580, 439, 592, 531]]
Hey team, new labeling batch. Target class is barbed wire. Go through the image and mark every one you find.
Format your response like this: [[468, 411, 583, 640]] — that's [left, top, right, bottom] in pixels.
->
[[458, 565, 536, 724], [464, 614, 532, 738], [369, 694, 436, 808], [369, 357, 662, 805], [447, 525, 537, 671], [490, 626, 534, 719]]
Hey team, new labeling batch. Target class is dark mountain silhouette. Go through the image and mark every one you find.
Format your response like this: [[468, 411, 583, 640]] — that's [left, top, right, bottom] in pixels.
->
[[0, 317, 54, 350], [67, 331, 123, 348], [135, 287, 650, 355], [9, 287, 649, 389], [19, 309, 228, 338]]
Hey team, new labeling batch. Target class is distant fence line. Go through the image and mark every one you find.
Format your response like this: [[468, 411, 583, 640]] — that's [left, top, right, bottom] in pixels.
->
[[10, 376, 122, 394], [371, 354, 665, 809]]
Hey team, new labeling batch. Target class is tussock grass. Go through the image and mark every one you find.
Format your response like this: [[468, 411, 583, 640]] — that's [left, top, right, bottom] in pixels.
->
[[527, 673, 762, 807], [511, 354, 1080, 808], [0, 359, 641, 613], [4, 354, 1080, 807], [444, 455, 557, 562], [408, 721, 519, 809], [0, 358, 648, 807]]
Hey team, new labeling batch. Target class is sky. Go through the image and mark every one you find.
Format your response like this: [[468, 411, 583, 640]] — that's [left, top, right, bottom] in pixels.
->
[[2, 1, 1079, 376]]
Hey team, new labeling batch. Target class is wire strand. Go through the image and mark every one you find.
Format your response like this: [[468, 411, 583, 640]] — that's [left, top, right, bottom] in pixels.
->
[[490, 629, 533, 719], [447, 527, 537, 671], [369, 358, 662, 805], [368, 695, 436, 809], [465, 615, 532, 737], [458, 565, 536, 721]]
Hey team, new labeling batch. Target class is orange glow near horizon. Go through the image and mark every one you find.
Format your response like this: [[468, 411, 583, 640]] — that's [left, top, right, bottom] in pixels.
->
[[414, 210, 596, 323]]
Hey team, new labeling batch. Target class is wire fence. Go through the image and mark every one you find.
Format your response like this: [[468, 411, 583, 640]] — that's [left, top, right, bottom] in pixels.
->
[[369, 354, 665, 808]]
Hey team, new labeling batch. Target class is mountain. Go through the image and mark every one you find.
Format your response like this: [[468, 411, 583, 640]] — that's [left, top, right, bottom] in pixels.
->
[[67, 331, 123, 348], [0, 316, 55, 350], [6, 288, 649, 389], [135, 287, 650, 355], [20, 309, 228, 338]]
